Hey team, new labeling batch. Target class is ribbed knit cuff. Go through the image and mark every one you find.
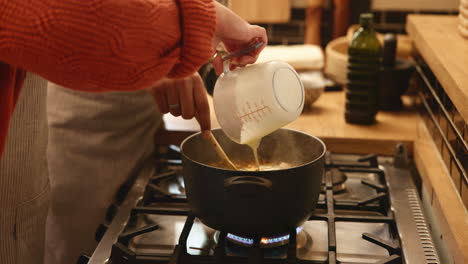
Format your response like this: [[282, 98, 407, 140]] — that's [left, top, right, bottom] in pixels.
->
[[168, 0, 216, 78]]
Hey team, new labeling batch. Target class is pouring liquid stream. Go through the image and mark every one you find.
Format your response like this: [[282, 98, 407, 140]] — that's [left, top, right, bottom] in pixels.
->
[[244, 138, 291, 171], [246, 139, 261, 171]]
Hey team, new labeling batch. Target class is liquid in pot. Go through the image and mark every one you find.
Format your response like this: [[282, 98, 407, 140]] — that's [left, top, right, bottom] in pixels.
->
[[211, 161, 293, 171]]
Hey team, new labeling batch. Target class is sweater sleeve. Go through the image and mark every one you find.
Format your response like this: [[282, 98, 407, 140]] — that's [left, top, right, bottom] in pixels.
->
[[0, 0, 216, 92]]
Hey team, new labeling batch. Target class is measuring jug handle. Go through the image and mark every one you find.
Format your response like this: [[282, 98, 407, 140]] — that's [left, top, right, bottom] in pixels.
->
[[223, 59, 230, 74], [220, 41, 264, 75]]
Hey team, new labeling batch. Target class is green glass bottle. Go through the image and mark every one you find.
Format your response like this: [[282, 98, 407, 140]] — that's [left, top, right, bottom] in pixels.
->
[[345, 13, 382, 125]]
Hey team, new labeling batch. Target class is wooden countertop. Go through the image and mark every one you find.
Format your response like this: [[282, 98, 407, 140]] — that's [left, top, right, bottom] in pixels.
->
[[161, 91, 420, 155], [285, 92, 419, 154], [407, 15, 468, 122]]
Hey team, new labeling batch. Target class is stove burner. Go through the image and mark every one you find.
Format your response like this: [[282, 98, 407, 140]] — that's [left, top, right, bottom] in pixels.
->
[[222, 227, 305, 248], [321, 168, 347, 193]]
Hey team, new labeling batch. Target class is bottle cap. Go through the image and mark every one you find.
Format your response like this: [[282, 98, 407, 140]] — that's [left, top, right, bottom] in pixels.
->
[[359, 13, 374, 26]]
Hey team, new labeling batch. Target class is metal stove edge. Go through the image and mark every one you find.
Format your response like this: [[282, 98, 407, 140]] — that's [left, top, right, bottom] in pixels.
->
[[384, 146, 441, 264], [86, 158, 155, 264]]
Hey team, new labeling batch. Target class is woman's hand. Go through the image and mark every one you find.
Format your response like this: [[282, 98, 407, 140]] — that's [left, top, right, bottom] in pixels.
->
[[212, 2, 268, 75], [151, 73, 211, 138]]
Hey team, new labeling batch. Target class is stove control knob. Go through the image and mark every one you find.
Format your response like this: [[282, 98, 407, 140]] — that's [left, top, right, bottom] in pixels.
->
[[95, 223, 109, 242], [76, 255, 90, 264], [106, 203, 119, 222], [116, 183, 131, 204], [394, 143, 409, 168]]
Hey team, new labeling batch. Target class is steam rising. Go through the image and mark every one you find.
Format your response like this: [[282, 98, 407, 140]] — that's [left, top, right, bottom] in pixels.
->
[[205, 129, 324, 170]]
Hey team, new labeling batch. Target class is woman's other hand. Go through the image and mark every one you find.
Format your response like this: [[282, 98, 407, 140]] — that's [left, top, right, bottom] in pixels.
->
[[212, 2, 268, 75], [151, 73, 211, 138]]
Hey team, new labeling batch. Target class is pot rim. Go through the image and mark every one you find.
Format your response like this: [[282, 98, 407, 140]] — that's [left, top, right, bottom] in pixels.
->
[[180, 128, 327, 173]]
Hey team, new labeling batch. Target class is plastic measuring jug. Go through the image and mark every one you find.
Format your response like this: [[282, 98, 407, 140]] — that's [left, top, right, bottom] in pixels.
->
[[213, 60, 304, 145]]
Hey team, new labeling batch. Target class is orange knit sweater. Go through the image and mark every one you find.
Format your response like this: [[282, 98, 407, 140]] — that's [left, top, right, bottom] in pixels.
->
[[0, 0, 216, 158]]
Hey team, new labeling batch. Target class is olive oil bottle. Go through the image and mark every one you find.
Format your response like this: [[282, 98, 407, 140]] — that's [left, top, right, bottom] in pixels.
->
[[345, 13, 382, 125]]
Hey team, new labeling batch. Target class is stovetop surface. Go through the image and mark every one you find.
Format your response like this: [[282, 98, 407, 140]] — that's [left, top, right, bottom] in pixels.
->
[[85, 145, 440, 264], [130, 215, 393, 263]]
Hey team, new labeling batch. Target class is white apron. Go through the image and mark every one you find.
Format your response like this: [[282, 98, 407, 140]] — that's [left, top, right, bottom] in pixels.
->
[[45, 84, 161, 264]]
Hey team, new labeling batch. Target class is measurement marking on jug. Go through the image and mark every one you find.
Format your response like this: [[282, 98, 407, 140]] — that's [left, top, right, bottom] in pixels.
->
[[236, 101, 272, 124]]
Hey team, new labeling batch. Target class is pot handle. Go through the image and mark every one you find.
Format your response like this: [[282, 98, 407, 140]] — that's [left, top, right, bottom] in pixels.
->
[[224, 176, 273, 191]]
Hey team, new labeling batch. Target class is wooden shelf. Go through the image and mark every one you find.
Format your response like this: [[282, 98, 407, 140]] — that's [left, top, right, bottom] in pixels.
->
[[407, 15, 468, 122]]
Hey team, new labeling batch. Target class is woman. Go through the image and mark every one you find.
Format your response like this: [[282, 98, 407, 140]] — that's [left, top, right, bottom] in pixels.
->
[[0, 0, 267, 263]]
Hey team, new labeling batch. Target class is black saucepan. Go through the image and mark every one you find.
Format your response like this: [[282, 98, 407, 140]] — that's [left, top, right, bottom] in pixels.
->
[[181, 128, 326, 237]]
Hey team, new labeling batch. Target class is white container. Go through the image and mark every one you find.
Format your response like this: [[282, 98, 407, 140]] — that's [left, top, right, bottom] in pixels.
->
[[213, 60, 304, 145]]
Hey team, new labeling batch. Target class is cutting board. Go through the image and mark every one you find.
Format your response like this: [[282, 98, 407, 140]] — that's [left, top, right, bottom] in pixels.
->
[[256, 45, 324, 71], [407, 15, 468, 123], [230, 0, 291, 23]]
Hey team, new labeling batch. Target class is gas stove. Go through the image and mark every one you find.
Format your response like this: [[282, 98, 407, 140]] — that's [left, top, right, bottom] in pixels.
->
[[80, 143, 440, 264]]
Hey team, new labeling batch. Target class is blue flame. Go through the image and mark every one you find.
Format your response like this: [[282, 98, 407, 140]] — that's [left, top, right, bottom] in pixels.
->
[[226, 226, 303, 245]]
